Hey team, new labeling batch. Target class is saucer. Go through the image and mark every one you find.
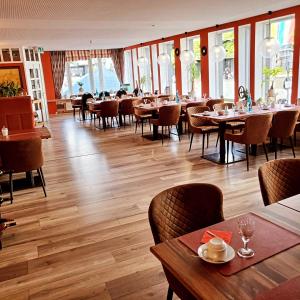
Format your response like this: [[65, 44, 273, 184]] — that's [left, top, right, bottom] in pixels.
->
[[202, 112, 210, 116], [198, 243, 235, 264]]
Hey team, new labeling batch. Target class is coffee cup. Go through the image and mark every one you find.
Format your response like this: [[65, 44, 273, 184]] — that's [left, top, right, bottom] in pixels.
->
[[202, 238, 227, 262], [217, 110, 225, 116]]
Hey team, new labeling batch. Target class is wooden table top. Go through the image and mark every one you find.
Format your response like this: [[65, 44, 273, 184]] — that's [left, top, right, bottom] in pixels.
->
[[192, 105, 300, 123], [150, 203, 300, 300], [0, 127, 51, 141], [134, 100, 204, 111], [279, 194, 300, 212]]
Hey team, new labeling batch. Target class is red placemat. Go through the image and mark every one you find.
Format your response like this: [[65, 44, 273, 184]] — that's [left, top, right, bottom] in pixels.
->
[[254, 276, 300, 300], [178, 213, 300, 276]]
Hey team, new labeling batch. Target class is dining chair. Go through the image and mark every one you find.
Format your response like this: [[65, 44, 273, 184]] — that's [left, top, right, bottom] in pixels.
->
[[293, 115, 300, 146], [132, 99, 152, 136], [119, 98, 134, 127], [0, 136, 46, 202], [71, 99, 82, 119], [182, 102, 205, 133], [205, 99, 224, 111], [187, 106, 218, 156], [148, 183, 224, 300], [150, 105, 181, 145], [96, 100, 119, 130], [224, 114, 273, 171], [268, 110, 299, 159], [258, 158, 300, 206]]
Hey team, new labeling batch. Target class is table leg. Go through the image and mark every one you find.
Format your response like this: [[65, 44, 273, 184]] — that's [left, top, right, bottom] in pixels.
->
[[178, 116, 183, 135], [153, 125, 158, 140], [81, 107, 85, 121], [219, 122, 226, 163], [119, 113, 123, 126]]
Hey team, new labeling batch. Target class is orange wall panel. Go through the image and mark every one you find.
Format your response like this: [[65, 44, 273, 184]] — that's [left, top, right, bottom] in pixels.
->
[[41, 52, 57, 114]]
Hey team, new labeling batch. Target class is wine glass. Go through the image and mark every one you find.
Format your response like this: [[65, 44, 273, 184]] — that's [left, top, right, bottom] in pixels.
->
[[237, 217, 255, 258], [143, 99, 147, 105]]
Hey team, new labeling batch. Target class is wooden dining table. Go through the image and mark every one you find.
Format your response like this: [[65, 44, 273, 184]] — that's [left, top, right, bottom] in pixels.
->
[[150, 202, 300, 300], [278, 194, 300, 212], [192, 105, 300, 164]]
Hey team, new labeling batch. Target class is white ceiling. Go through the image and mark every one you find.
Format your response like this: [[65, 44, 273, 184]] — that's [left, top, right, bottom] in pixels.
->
[[0, 0, 299, 50]]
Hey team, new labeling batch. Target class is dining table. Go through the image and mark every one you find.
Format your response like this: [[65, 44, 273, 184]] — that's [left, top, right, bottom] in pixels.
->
[[134, 100, 205, 140], [278, 194, 300, 212], [192, 105, 300, 164], [150, 201, 300, 300]]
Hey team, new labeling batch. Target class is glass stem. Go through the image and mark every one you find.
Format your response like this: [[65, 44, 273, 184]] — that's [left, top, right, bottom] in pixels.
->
[[243, 237, 249, 250]]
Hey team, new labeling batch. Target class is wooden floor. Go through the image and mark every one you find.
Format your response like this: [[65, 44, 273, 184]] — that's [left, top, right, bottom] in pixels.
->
[[0, 114, 298, 300]]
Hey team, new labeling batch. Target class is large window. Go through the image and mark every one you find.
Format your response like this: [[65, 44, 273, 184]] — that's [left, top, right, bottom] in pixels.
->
[[124, 50, 134, 90], [61, 58, 120, 97], [159, 41, 176, 95], [255, 16, 295, 102], [137, 46, 152, 93], [180, 36, 201, 98], [151, 45, 159, 93], [209, 29, 235, 100]]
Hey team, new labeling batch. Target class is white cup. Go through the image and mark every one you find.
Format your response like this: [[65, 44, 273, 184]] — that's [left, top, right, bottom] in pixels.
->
[[203, 238, 227, 261], [1, 127, 8, 137]]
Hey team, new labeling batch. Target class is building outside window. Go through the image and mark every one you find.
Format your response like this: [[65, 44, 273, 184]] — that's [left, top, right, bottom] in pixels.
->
[[137, 46, 152, 93], [61, 58, 120, 97], [180, 36, 201, 98], [255, 16, 295, 102]]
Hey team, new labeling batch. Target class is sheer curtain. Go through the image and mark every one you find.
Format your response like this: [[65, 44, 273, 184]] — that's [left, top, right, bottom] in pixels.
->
[[50, 51, 66, 99], [110, 49, 124, 84]]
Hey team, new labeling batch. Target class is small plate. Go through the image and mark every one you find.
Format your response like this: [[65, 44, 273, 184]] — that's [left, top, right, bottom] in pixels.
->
[[202, 112, 211, 116], [198, 243, 235, 264], [284, 104, 292, 107], [262, 107, 269, 110]]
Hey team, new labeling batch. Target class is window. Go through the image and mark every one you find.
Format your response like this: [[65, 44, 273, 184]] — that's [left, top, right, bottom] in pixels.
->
[[132, 49, 139, 89], [61, 58, 120, 97], [151, 45, 159, 93], [137, 46, 152, 93], [159, 41, 176, 95], [124, 50, 134, 90], [238, 25, 251, 92], [209, 29, 235, 100], [255, 16, 295, 102], [180, 36, 201, 98]]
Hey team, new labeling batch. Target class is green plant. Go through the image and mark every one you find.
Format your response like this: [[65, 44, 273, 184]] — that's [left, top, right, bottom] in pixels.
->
[[0, 81, 22, 97], [140, 75, 146, 90], [188, 63, 200, 94], [78, 81, 83, 87], [262, 66, 284, 89]]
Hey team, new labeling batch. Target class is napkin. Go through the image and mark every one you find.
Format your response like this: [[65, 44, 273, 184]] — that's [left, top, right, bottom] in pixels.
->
[[201, 230, 233, 244]]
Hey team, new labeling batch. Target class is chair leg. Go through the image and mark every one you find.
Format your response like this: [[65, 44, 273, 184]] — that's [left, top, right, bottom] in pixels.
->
[[274, 138, 278, 159], [115, 116, 119, 128], [167, 286, 173, 300], [216, 133, 219, 147], [176, 125, 181, 141], [161, 126, 164, 145], [246, 144, 249, 171], [135, 120, 138, 133], [226, 140, 229, 164], [168, 126, 171, 138], [202, 134, 205, 157], [141, 120, 144, 136], [37, 168, 47, 197], [39, 167, 46, 186], [9, 172, 13, 203], [290, 136, 296, 158], [294, 130, 297, 147], [189, 132, 194, 152], [207, 133, 209, 148], [262, 143, 269, 161]]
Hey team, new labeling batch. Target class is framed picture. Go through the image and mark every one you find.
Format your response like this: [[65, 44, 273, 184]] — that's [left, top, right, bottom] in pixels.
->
[[0, 66, 23, 88]]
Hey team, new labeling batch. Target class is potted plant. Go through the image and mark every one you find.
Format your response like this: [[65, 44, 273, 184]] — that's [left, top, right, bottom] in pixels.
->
[[0, 81, 22, 97], [140, 75, 146, 92], [188, 63, 200, 98], [262, 66, 284, 98]]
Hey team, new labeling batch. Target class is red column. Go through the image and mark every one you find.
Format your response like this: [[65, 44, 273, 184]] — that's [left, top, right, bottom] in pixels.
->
[[174, 37, 182, 95], [291, 8, 300, 104], [200, 31, 209, 97], [234, 26, 239, 102]]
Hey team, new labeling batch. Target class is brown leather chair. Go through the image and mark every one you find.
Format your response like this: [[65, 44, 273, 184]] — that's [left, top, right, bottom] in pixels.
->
[[97, 100, 119, 130], [205, 99, 224, 111], [119, 98, 134, 127], [268, 110, 299, 159], [293, 115, 300, 146], [132, 99, 152, 136], [182, 102, 206, 133], [187, 106, 218, 156], [258, 159, 300, 206], [149, 183, 224, 300], [88, 102, 101, 123], [71, 99, 82, 119], [150, 105, 181, 145], [225, 114, 273, 171], [0, 136, 46, 202]]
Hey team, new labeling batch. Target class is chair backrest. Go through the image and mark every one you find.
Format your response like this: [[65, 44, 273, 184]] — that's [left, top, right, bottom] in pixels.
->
[[206, 99, 224, 111], [269, 110, 300, 139], [119, 98, 134, 115], [258, 159, 300, 206], [0, 96, 34, 130], [242, 114, 273, 145], [100, 100, 119, 117], [187, 106, 210, 128], [148, 183, 224, 244], [213, 103, 234, 110], [185, 102, 206, 109], [0, 136, 43, 173], [81, 93, 93, 109], [158, 105, 181, 126]]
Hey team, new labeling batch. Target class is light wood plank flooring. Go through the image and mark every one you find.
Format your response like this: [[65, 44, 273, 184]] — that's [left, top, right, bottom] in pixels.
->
[[0, 114, 298, 299]]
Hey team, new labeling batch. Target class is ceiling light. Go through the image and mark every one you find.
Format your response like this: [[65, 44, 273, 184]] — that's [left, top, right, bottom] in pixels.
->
[[157, 38, 170, 65], [180, 32, 194, 65]]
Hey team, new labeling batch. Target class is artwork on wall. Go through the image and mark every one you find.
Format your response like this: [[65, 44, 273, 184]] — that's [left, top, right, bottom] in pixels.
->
[[0, 66, 25, 97], [0, 66, 23, 87]]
